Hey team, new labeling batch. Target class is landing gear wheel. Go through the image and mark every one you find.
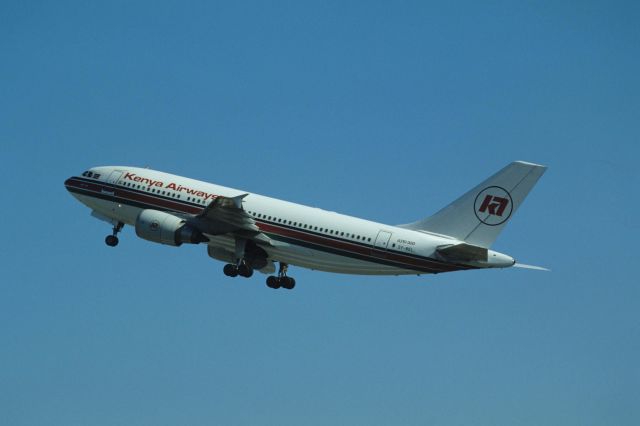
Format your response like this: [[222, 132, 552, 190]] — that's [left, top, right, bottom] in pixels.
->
[[105, 235, 119, 247], [237, 263, 254, 278], [265, 262, 296, 290], [223, 264, 239, 277], [266, 276, 280, 289], [105, 222, 124, 247], [281, 277, 296, 290]]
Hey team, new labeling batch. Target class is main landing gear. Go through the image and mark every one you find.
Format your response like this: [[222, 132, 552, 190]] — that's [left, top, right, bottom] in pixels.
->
[[223, 238, 254, 278], [223, 258, 296, 290], [105, 222, 124, 247], [223, 261, 254, 278], [221, 239, 297, 290], [266, 263, 296, 290]]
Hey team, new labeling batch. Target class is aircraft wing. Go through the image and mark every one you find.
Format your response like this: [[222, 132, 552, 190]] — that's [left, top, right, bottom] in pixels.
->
[[190, 194, 272, 244]]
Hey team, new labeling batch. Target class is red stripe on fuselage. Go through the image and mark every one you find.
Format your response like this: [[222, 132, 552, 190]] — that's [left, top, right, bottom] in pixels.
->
[[65, 177, 469, 273], [256, 222, 462, 272], [65, 177, 204, 214]]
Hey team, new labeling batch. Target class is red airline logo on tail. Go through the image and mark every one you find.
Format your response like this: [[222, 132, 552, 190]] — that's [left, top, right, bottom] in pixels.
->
[[474, 186, 513, 226], [478, 195, 509, 216]]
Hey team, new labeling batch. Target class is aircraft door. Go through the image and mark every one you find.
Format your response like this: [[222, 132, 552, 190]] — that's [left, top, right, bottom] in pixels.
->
[[107, 171, 123, 185], [374, 231, 392, 250]]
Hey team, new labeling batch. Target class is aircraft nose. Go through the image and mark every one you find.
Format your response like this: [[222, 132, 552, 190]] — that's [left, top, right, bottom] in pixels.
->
[[64, 177, 75, 191]]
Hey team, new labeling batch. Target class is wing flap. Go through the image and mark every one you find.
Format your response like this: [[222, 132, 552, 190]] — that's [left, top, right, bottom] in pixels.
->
[[192, 194, 271, 244]]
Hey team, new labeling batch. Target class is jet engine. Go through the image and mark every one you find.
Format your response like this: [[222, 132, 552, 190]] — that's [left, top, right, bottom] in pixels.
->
[[135, 209, 208, 246]]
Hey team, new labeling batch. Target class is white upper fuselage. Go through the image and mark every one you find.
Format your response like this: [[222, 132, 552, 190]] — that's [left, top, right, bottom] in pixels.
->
[[65, 166, 513, 276]]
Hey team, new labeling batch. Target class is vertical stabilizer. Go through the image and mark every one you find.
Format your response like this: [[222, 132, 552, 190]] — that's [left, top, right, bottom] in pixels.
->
[[398, 161, 546, 248]]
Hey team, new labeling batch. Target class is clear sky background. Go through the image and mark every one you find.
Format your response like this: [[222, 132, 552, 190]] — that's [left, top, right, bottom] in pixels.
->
[[1, 1, 638, 425]]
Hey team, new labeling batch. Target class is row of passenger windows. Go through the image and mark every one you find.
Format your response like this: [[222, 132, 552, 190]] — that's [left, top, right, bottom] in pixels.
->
[[247, 210, 372, 242], [120, 181, 210, 205], [116, 182, 370, 242], [121, 181, 183, 199]]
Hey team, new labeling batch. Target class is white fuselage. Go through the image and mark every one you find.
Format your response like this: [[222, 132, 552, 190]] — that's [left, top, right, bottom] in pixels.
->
[[65, 166, 507, 276]]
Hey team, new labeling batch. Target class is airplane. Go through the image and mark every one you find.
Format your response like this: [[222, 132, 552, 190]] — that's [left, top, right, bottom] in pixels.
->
[[64, 161, 547, 290]]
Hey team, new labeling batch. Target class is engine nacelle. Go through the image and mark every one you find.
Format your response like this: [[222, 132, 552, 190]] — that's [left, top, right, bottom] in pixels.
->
[[135, 209, 207, 246]]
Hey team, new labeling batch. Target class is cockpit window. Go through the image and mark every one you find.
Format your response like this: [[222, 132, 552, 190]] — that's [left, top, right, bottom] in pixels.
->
[[81, 171, 100, 179]]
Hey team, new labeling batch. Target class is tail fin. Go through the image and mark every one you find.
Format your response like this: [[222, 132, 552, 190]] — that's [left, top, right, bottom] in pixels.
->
[[398, 161, 547, 248]]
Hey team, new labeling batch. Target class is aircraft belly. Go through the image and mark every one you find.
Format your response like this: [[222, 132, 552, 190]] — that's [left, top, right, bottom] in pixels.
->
[[73, 193, 140, 226], [205, 236, 419, 275], [268, 244, 420, 276], [73, 191, 430, 277]]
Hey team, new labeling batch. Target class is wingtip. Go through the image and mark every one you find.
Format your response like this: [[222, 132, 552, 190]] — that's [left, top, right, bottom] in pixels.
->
[[514, 160, 548, 169]]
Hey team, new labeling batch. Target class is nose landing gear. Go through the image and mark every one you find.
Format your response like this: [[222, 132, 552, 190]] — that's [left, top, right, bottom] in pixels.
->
[[105, 222, 124, 247]]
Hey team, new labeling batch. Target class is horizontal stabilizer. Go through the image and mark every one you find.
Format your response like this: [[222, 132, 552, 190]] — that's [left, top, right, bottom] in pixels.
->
[[436, 243, 487, 262]]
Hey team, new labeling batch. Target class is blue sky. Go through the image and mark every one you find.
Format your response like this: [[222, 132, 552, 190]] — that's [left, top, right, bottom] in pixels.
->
[[1, 1, 639, 424]]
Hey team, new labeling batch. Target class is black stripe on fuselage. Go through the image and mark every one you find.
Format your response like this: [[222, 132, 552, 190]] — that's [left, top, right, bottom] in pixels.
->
[[65, 177, 473, 274]]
